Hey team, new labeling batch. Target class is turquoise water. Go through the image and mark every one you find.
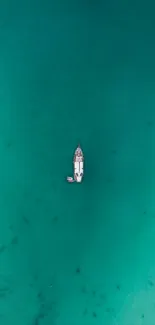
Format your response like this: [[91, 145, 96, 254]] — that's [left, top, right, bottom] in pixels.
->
[[0, 0, 155, 324]]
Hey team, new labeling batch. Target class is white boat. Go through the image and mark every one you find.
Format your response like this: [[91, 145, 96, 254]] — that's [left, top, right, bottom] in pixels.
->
[[67, 145, 84, 183]]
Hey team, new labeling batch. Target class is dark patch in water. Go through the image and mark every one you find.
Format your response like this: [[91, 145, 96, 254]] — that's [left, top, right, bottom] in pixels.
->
[[34, 291, 48, 324], [11, 236, 18, 245], [33, 316, 39, 325], [116, 284, 121, 291], [0, 286, 11, 299], [148, 280, 154, 287], [92, 311, 97, 318], [100, 293, 106, 302], [106, 307, 115, 315], [7, 142, 12, 148], [92, 290, 96, 297], [0, 245, 6, 254], [81, 285, 87, 294], [76, 267, 81, 274], [147, 121, 153, 127], [52, 216, 58, 223], [22, 216, 30, 225], [83, 308, 87, 316], [37, 291, 44, 302]]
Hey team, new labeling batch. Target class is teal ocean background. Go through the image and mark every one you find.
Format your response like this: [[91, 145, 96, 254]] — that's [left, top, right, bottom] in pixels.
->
[[0, 1, 155, 324]]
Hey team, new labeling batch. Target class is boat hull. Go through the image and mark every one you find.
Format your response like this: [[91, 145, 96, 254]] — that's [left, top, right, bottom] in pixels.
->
[[73, 145, 84, 183]]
